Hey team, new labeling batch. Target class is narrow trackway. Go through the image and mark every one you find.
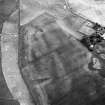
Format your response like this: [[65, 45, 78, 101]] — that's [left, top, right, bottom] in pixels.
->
[[1, 34, 34, 105]]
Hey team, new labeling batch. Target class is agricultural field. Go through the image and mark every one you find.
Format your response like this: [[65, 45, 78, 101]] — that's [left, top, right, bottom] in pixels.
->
[[0, 0, 105, 105]]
